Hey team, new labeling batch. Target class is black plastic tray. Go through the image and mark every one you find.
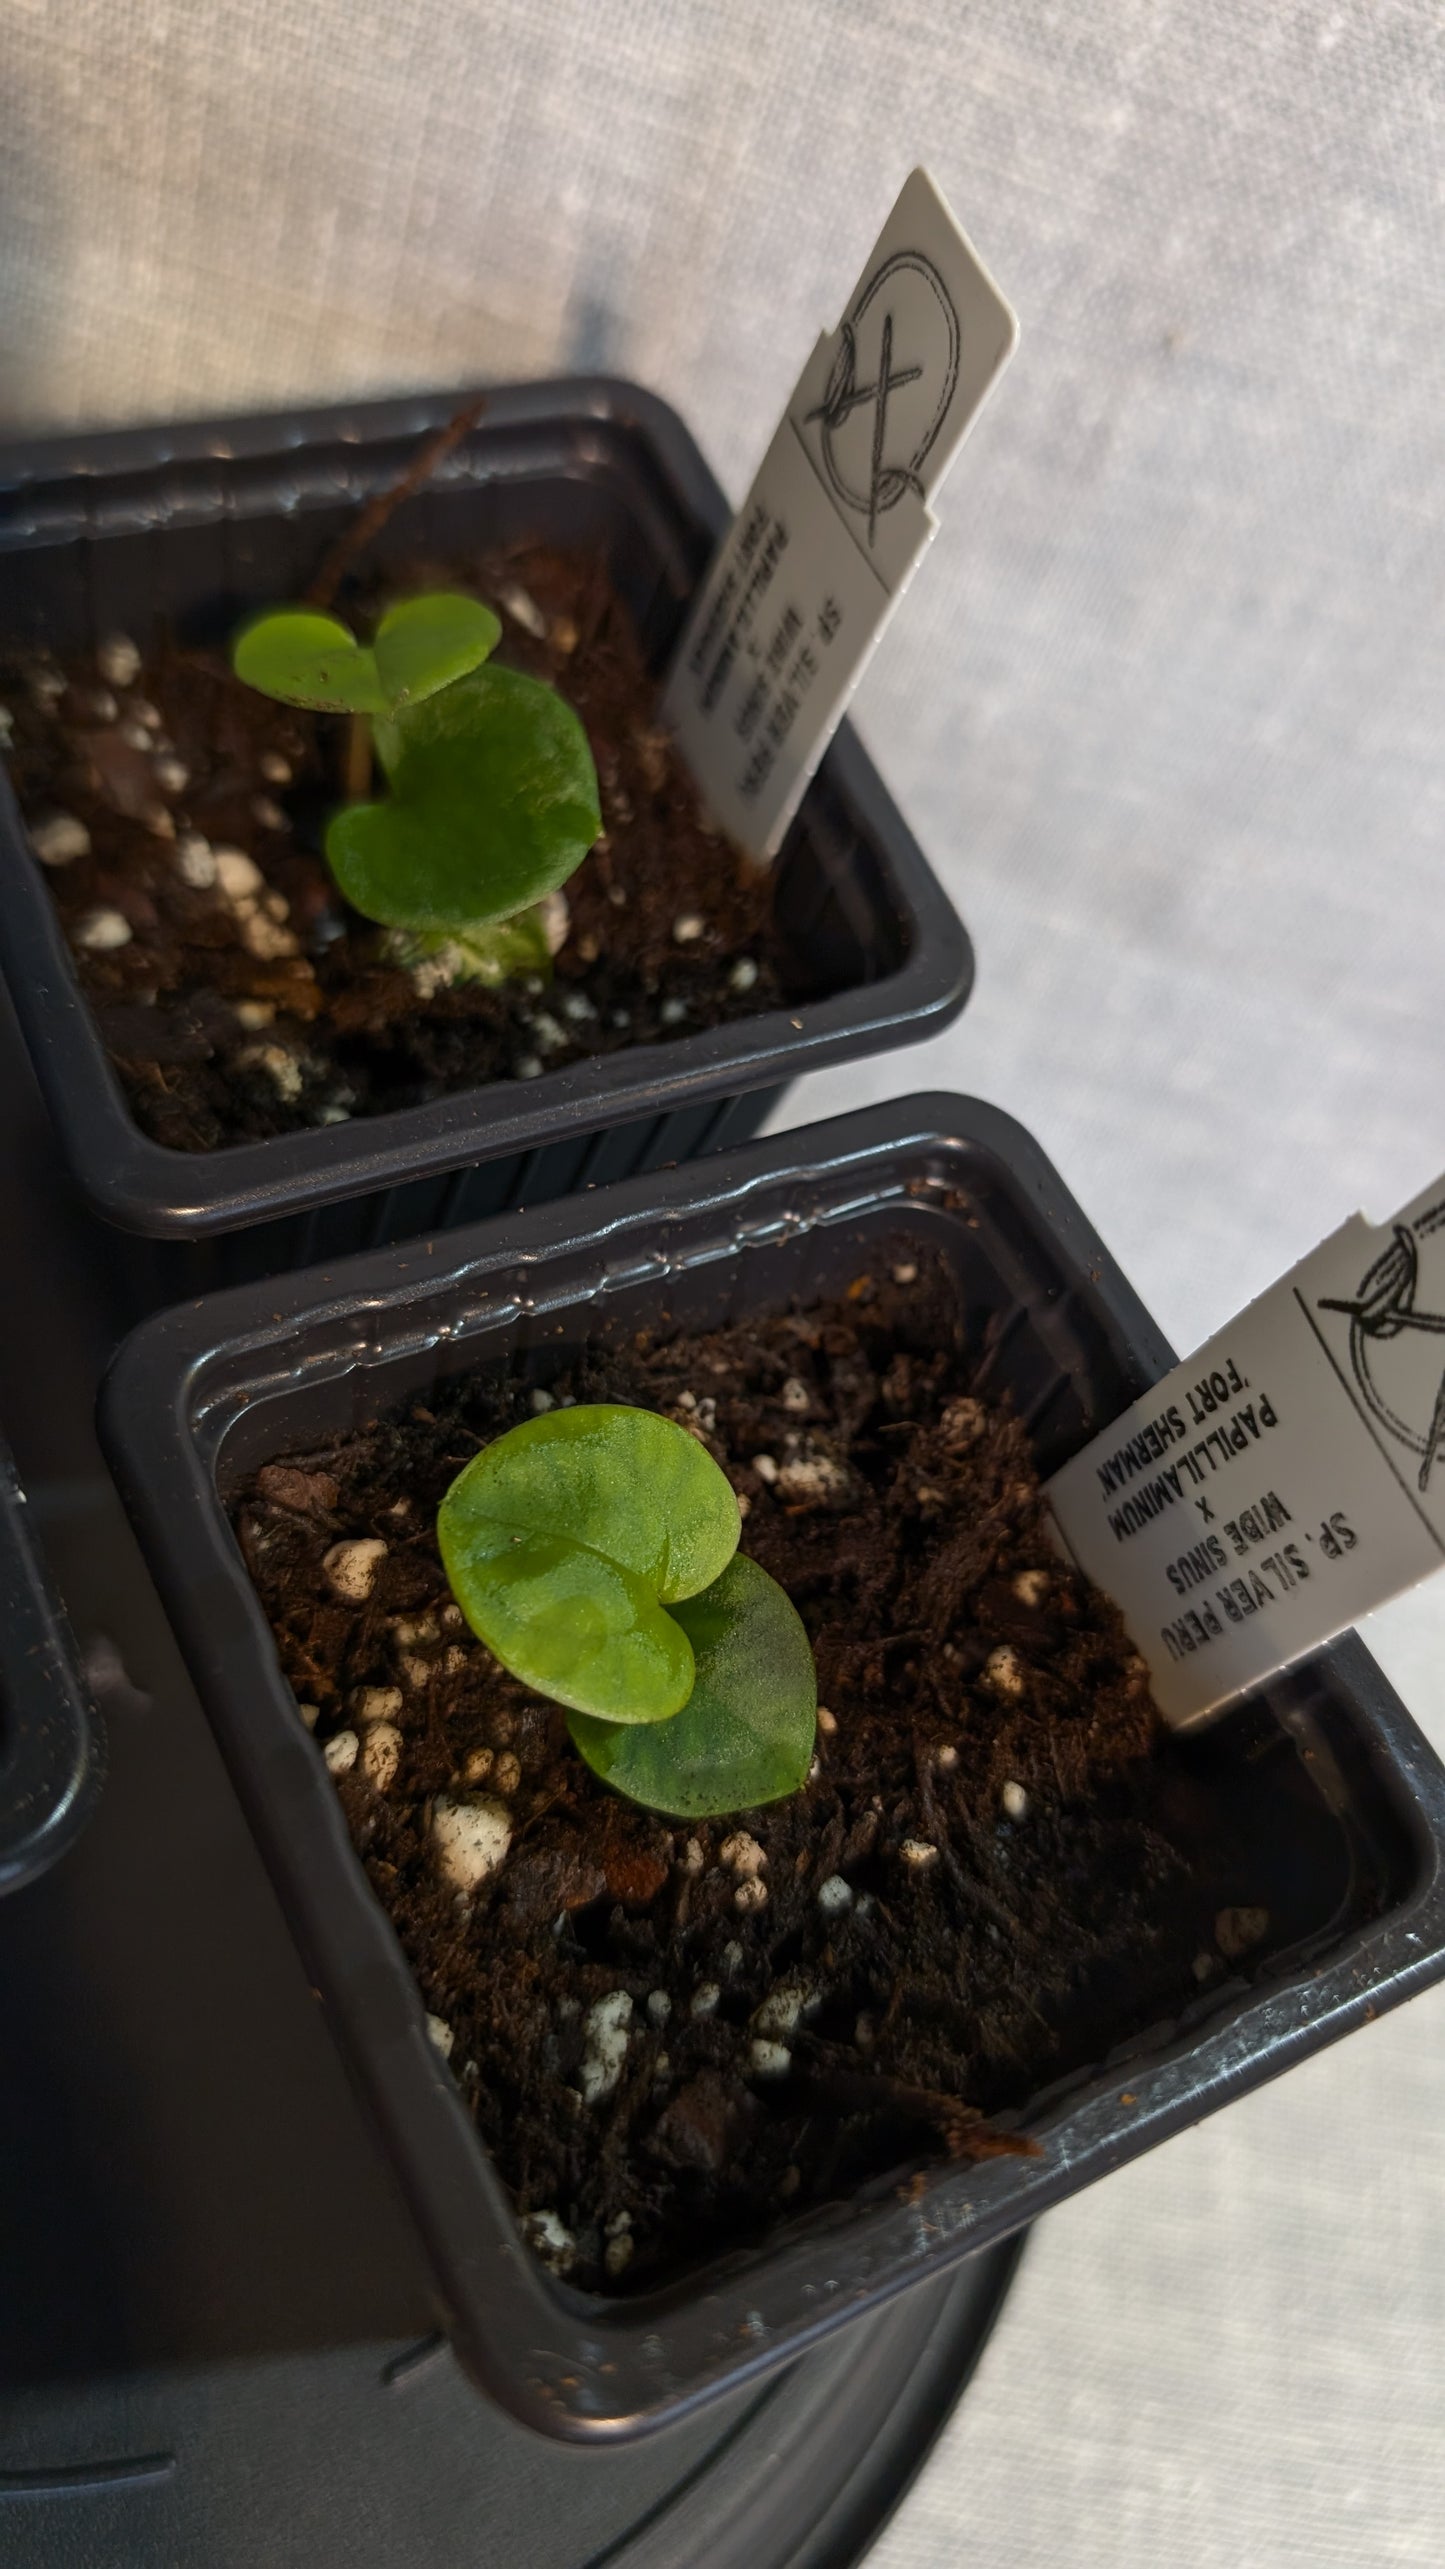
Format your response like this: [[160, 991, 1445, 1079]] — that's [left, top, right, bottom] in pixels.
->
[[99, 1092, 1445, 2440], [0, 1433, 102, 1895], [0, 2222, 1018, 2569], [0, 380, 972, 1305], [0, 988, 1017, 2568]]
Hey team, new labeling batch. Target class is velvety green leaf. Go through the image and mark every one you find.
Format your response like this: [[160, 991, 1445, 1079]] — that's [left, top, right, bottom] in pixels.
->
[[372, 592, 501, 710], [232, 609, 387, 713], [326, 662, 601, 930], [569, 1554, 818, 1817], [437, 1405, 741, 1724]]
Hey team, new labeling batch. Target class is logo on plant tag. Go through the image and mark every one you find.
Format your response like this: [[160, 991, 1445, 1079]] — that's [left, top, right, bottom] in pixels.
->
[[803, 251, 962, 550], [1317, 1196, 1445, 1494], [663, 167, 1016, 856]]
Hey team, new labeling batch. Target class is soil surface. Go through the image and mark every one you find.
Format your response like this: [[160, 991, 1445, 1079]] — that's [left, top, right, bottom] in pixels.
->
[[232, 1257, 1286, 2296], [1, 549, 785, 1150]]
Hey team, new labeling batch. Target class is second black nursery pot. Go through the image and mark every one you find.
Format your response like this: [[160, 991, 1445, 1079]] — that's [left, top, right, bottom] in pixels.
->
[[0, 381, 971, 1314], [98, 1095, 1445, 2441]]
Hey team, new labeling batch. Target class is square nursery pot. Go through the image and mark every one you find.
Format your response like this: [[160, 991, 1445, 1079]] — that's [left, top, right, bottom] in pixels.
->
[[0, 380, 972, 1315], [97, 1094, 1445, 2440], [0, 1433, 103, 1895]]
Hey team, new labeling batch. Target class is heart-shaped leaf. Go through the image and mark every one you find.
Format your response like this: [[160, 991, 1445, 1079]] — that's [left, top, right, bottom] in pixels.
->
[[437, 1405, 741, 1724], [372, 593, 501, 710], [232, 591, 500, 717], [327, 662, 602, 930], [568, 1554, 818, 1817], [233, 609, 388, 713]]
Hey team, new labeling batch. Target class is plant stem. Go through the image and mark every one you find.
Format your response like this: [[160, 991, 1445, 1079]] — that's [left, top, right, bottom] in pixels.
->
[[305, 395, 489, 612], [344, 712, 372, 802]]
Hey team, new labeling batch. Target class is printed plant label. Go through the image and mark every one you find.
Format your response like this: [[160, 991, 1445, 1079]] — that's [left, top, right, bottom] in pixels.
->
[[662, 168, 1017, 859], [1047, 1173, 1445, 1727]]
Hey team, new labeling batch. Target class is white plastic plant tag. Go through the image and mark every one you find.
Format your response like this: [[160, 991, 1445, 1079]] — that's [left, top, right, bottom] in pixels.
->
[[661, 168, 1017, 860], [1047, 1171, 1445, 1728]]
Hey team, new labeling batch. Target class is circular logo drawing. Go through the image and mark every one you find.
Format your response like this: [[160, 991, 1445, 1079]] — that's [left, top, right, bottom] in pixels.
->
[[805, 250, 960, 548], [1318, 1197, 1445, 1493]]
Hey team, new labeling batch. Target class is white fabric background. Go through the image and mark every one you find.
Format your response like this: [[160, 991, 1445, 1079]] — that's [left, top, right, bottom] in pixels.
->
[[3, 3, 1444, 2559]]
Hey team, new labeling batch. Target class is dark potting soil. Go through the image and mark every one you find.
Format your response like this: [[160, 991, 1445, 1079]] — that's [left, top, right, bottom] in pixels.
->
[[1, 548, 784, 1150], [232, 1257, 1285, 2296]]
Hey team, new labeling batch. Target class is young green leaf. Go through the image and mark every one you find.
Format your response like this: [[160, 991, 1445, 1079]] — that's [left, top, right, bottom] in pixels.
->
[[568, 1554, 818, 1817], [327, 663, 601, 930], [446, 1527, 698, 1724], [233, 609, 388, 714], [371, 593, 501, 710], [437, 1405, 741, 1724], [232, 591, 499, 717]]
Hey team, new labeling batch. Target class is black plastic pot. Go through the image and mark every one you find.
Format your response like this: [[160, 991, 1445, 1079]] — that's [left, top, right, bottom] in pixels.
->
[[98, 1094, 1445, 2442], [0, 380, 972, 1311], [0, 1434, 103, 1895], [0, 1020, 1017, 2567]]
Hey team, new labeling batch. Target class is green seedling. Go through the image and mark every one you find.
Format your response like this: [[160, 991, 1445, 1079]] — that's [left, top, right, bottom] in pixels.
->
[[438, 1404, 817, 1818], [234, 592, 502, 716], [231, 591, 602, 977]]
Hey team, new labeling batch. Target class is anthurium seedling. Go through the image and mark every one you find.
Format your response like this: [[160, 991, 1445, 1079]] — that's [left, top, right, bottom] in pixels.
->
[[437, 1404, 817, 1817], [231, 591, 602, 978], [234, 592, 503, 716]]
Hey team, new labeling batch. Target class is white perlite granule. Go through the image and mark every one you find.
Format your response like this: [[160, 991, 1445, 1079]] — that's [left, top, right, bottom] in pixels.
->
[[322, 1538, 387, 1602], [579, 1991, 633, 2103], [431, 1796, 513, 1893]]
